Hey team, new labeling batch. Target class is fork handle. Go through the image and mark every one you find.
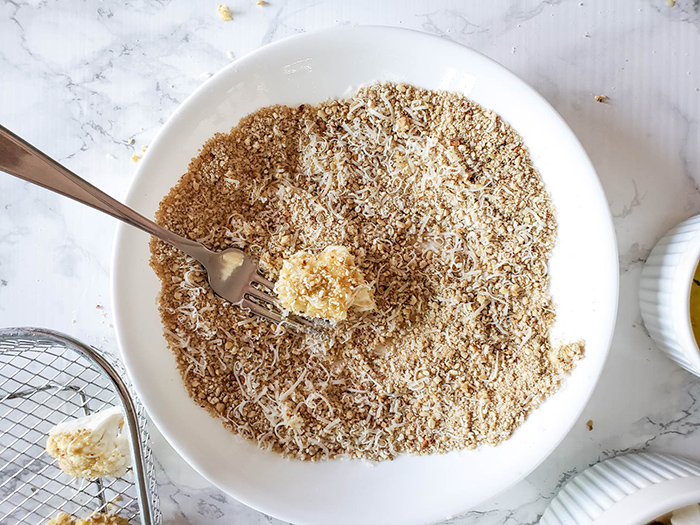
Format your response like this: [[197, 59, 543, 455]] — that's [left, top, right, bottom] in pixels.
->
[[0, 125, 205, 259]]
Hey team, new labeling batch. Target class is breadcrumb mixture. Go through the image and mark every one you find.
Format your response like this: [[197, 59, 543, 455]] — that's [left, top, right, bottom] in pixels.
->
[[150, 83, 584, 461]]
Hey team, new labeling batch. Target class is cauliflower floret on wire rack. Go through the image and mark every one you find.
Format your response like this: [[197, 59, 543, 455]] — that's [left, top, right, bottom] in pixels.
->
[[46, 511, 129, 525], [45, 406, 131, 480], [274, 245, 376, 322]]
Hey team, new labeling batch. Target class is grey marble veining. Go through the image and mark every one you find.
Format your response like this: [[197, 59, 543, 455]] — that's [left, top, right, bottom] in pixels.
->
[[1, 1, 700, 523]]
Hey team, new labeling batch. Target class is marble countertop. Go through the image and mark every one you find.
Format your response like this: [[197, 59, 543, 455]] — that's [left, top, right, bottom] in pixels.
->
[[1, 1, 700, 523]]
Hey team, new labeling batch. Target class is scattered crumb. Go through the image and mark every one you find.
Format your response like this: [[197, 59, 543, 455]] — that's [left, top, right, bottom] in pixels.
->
[[583, 32, 590, 38], [141, 146, 147, 153], [256, 0, 267, 5], [666, 0, 675, 6], [130, 154, 141, 163], [511, 46, 516, 54], [105, 153, 116, 160], [96, 304, 102, 309], [217, 4, 232, 21], [46, 511, 128, 525], [594, 95, 608, 103], [226, 50, 235, 60], [126, 138, 135, 145], [586, 419, 593, 431]]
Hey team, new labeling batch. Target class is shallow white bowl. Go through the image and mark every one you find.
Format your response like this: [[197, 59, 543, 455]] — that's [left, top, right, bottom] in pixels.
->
[[111, 27, 618, 525], [540, 452, 700, 524], [640, 214, 700, 377]]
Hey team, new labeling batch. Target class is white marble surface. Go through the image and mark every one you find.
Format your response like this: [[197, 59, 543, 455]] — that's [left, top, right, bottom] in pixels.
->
[[1, 0, 699, 523]]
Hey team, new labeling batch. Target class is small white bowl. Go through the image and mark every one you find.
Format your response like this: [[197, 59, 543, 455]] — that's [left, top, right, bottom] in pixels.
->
[[540, 452, 700, 525], [640, 215, 700, 377]]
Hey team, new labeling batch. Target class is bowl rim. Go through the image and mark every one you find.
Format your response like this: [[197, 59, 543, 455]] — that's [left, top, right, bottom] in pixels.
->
[[111, 25, 620, 525]]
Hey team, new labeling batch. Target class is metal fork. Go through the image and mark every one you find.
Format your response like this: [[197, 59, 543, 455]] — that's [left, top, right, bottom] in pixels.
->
[[0, 125, 316, 331]]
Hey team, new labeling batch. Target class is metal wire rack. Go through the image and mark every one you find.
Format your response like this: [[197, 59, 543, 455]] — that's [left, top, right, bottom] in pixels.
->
[[0, 328, 161, 525]]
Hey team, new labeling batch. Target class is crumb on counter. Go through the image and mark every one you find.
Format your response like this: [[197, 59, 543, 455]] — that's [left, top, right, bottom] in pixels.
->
[[586, 419, 593, 431], [126, 138, 134, 145], [130, 154, 141, 163], [256, 0, 267, 5], [218, 4, 232, 21], [666, 0, 675, 6], [594, 94, 608, 103]]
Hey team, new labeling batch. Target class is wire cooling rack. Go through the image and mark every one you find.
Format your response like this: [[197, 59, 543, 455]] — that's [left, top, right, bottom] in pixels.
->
[[0, 328, 161, 525]]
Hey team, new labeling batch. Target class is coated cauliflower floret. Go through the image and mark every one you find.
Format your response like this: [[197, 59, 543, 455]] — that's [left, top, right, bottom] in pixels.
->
[[46, 511, 129, 525], [46, 513, 74, 525], [45, 406, 130, 480], [274, 245, 375, 321]]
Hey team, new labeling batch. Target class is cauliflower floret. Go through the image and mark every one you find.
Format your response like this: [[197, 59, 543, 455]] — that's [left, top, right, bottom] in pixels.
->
[[46, 513, 74, 525], [46, 406, 131, 480], [274, 245, 375, 322], [46, 511, 128, 525]]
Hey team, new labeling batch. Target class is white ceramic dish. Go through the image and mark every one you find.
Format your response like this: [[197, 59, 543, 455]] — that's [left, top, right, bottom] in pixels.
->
[[640, 214, 700, 377], [111, 27, 618, 525], [540, 452, 700, 524]]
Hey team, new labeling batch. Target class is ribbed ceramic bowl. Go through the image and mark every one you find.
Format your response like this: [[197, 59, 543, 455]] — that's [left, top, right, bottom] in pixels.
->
[[540, 452, 700, 525], [640, 214, 700, 377]]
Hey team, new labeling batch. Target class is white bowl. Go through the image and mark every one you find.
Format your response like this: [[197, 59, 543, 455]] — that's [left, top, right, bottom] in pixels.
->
[[540, 452, 700, 525], [640, 214, 700, 377], [111, 27, 618, 525]]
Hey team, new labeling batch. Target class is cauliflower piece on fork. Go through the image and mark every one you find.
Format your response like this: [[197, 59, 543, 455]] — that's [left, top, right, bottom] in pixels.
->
[[45, 406, 131, 479]]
